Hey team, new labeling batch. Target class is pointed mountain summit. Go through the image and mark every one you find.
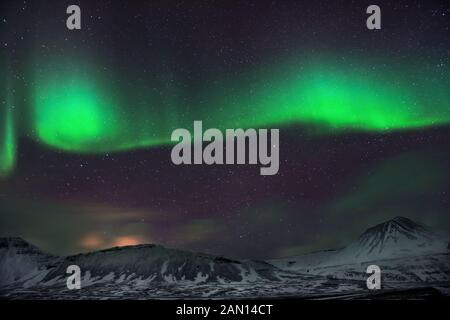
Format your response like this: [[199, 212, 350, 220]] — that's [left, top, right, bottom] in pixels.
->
[[0, 237, 56, 286], [339, 216, 448, 262], [270, 216, 450, 271], [0, 237, 45, 255]]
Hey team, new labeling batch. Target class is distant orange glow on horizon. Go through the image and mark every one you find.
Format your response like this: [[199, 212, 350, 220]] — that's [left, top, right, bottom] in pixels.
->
[[80, 234, 104, 249], [80, 234, 147, 251], [112, 236, 145, 247]]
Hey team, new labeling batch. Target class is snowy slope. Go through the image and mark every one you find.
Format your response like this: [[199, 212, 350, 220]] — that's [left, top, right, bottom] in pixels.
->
[[269, 217, 450, 283], [339, 216, 449, 262], [0, 239, 282, 291], [1, 217, 449, 299], [40, 244, 281, 286], [0, 237, 57, 286]]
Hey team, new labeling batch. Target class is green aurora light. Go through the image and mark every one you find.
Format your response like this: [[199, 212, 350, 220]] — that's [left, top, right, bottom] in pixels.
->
[[0, 99, 16, 177], [0, 54, 449, 176]]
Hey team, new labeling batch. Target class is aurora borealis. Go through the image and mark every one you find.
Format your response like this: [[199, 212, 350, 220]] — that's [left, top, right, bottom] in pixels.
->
[[2, 54, 450, 165], [0, 0, 449, 258], [0, 104, 15, 177]]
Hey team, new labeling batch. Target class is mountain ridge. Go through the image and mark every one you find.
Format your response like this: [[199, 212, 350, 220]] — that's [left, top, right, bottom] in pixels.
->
[[270, 216, 450, 270], [0, 236, 281, 287], [1, 216, 449, 299]]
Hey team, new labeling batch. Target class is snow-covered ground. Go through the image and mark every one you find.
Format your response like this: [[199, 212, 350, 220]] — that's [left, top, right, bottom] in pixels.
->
[[1, 217, 449, 299]]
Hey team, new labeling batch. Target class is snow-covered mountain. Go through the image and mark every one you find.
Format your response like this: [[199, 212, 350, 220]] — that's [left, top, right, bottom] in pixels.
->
[[270, 217, 450, 283], [0, 238, 281, 291], [0, 216, 449, 299], [340, 216, 449, 262], [41, 244, 280, 286], [0, 237, 57, 287]]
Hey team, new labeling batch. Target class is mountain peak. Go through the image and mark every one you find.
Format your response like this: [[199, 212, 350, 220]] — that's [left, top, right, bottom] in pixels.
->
[[367, 216, 433, 241], [0, 237, 31, 248], [339, 216, 447, 262], [391, 216, 413, 223], [0, 237, 49, 257], [389, 216, 420, 227]]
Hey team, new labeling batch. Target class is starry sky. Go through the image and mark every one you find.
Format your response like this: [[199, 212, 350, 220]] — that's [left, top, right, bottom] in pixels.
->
[[0, 0, 449, 259]]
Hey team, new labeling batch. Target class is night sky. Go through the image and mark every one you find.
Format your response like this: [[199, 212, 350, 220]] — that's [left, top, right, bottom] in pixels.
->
[[0, 0, 449, 259]]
